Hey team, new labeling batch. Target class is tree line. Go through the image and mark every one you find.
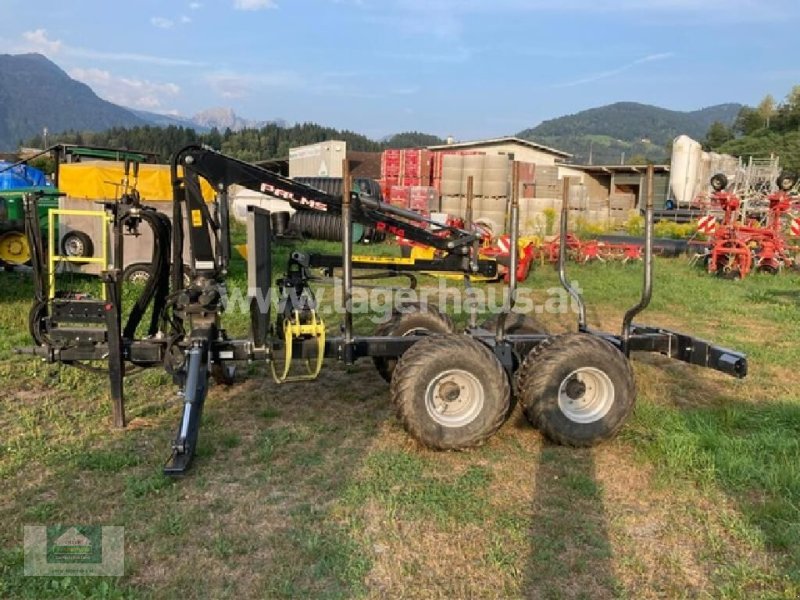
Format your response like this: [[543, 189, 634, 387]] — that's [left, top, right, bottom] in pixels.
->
[[705, 85, 800, 171], [22, 123, 444, 165]]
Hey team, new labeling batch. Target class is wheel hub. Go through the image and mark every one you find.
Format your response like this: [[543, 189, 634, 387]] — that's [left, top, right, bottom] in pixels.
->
[[425, 369, 484, 428], [564, 377, 586, 399], [65, 237, 85, 256], [440, 381, 462, 402], [557, 367, 615, 424], [0, 232, 31, 265]]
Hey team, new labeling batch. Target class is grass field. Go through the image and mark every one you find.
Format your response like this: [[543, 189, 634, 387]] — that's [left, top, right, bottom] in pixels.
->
[[1, 245, 800, 599]]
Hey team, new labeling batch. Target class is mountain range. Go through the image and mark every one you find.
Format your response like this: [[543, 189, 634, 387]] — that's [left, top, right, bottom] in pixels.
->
[[0, 53, 740, 162], [130, 107, 286, 133], [518, 102, 742, 164], [0, 53, 281, 149], [0, 53, 146, 149]]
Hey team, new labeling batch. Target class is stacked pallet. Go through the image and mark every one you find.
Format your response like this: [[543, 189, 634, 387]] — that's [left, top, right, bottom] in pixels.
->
[[440, 154, 512, 234], [533, 166, 563, 199], [609, 194, 636, 225]]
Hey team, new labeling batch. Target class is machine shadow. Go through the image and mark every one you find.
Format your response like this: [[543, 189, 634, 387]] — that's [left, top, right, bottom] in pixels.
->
[[522, 441, 620, 599]]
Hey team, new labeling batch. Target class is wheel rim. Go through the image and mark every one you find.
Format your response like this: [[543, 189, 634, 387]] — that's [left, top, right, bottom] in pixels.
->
[[403, 326, 431, 337], [425, 369, 484, 428], [128, 269, 151, 284], [0, 232, 31, 264], [64, 236, 85, 256], [557, 367, 615, 424]]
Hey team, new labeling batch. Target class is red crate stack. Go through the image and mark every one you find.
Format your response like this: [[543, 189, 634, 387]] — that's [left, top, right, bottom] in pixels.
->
[[409, 186, 438, 212], [402, 150, 428, 180], [381, 150, 402, 179], [380, 149, 433, 192], [389, 186, 410, 209]]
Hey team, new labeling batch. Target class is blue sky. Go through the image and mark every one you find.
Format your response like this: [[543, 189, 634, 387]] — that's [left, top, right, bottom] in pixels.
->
[[1, 0, 798, 140]]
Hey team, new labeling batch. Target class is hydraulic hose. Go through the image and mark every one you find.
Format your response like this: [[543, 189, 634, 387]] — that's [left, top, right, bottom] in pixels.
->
[[122, 209, 172, 338]]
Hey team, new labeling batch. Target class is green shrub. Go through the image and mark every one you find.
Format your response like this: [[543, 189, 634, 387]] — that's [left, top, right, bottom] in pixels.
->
[[543, 208, 556, 236], [624, 213, 644, 236]]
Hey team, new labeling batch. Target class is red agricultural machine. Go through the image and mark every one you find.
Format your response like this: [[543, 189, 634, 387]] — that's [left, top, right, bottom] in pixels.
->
[[698, 172, 800, 278]]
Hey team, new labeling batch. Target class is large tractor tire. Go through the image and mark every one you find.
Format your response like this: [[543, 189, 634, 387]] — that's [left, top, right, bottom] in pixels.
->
[[391, 335, 511, 450], [372, 303, 454, 383], [515, 333, 635, 446]]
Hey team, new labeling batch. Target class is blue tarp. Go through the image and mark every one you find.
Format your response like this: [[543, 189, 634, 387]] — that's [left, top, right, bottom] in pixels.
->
[[0, 162, 50, 190]]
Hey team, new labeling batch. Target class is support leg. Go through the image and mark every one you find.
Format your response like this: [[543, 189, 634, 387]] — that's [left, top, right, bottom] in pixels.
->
[[103, 273, 126, 428], [164, 338, 210, 475]]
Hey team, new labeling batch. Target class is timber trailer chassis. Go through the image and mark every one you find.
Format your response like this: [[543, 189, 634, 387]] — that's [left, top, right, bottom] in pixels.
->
[[18, 147, 747, 475]]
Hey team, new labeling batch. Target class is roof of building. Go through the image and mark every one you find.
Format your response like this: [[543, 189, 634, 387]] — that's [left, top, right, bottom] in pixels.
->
[[428, 136, 572, 159], [255, 157, 289, 176], [566, 164, 670, 174]]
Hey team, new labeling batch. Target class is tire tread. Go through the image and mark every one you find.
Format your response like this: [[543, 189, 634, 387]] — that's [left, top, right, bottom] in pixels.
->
[[390, 335, 510, 450], [516, 333, 635, 446]]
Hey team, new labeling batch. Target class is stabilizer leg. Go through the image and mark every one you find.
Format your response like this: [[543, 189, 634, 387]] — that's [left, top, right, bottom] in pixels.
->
[[164, 338, 210, 475], [103, 272, 126, 428]]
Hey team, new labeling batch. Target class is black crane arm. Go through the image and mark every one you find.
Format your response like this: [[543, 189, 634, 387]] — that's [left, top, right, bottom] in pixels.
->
[[172, 145, 479, 253]]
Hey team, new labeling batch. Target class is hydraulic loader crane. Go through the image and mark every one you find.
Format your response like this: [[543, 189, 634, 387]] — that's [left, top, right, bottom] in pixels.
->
[[19, 147, 747, 476]]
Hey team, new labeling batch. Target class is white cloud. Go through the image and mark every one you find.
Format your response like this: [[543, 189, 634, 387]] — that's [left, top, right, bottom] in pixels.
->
[[189, 2, 202, 8], [204, 69, 382, 100], [344, 0, 794, 41], [392, 0, 779, 14], [70, 48, 206, 67], [364, 11, 460, 40], [5, 29, 206, 66], [552, 52, 675, 88], [233, 0, 278, 10], [150, 17, 174, 29], [70, 67, 181, 110], [391, 86, 419, 95], [206, 74, 252, 99], [180, 15, 192, 23], [205, 70, 303, 99], [20, 29, 62, 54], [382, 46, 473, 63]]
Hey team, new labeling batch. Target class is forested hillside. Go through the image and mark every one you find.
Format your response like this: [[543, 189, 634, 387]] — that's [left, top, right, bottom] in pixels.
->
[[24, 124, 444, 163], [0, 53, 145, 150], [708, 86, 800, 172], [518, 102, 741, 164]]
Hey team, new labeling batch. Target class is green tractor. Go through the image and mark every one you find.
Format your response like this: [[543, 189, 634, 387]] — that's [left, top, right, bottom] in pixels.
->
[[0, 152, 61, 270], [0, 145, 158, 268]]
